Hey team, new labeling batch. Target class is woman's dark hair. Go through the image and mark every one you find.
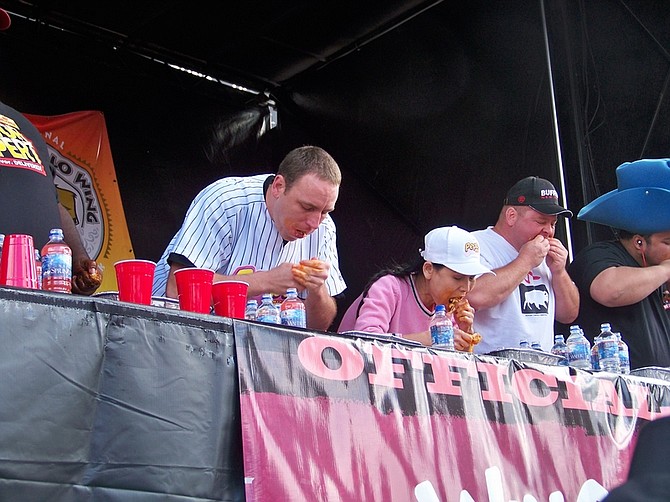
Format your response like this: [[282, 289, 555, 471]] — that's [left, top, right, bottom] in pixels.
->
[[355, 257, 444, 317]]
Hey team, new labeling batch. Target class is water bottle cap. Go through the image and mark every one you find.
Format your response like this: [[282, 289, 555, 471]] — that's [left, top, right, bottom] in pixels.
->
[[434, 304, 446, 312]]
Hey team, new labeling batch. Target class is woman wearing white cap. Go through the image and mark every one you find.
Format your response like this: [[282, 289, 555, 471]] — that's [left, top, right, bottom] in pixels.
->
[[338, 226, 493, 350]]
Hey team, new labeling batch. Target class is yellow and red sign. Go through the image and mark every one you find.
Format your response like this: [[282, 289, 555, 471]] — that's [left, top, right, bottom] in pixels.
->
[[25, 111, 134, 292]]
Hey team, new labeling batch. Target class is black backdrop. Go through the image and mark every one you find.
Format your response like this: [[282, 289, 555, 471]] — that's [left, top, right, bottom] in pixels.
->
[[0, 0, 668, 329]]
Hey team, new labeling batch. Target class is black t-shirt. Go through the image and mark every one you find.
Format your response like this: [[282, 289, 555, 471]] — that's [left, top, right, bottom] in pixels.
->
[[568, 240, 670, 369], [0, 101, 61, 248]]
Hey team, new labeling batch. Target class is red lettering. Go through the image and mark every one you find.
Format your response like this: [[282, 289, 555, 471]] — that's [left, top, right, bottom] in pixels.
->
[[297, 337, 364, 381], [511, 368, 559, 407]]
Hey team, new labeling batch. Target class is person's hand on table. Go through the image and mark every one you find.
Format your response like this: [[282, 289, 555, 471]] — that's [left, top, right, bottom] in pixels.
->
[[72, 258, 103, 295], [291, 259, 330, 292]]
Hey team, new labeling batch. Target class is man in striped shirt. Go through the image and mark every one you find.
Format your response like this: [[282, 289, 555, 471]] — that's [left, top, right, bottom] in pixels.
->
[[152, 146, 347, 330]]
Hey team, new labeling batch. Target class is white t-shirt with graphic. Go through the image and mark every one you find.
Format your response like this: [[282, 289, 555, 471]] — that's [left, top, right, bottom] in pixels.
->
[[471, 227, 555, 353]]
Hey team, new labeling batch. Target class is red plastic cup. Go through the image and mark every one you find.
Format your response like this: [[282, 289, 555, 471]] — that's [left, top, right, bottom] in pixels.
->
[[114, 259, 156, 305], [174, 267, 214, 314], [0, 234, 38, 289], [212, 280, 249, 318]]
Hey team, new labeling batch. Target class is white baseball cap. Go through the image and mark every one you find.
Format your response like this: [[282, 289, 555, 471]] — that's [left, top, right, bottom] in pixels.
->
[[420, 226, 493, 277]]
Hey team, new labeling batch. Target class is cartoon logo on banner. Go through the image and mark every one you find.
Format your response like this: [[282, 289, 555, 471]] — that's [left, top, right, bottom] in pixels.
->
[[26, 110, 135, 292], [51, 148, 104, 260]]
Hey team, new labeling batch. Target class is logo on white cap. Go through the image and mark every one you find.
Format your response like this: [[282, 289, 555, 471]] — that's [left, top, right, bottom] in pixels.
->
[[420, 226, 493, 277]]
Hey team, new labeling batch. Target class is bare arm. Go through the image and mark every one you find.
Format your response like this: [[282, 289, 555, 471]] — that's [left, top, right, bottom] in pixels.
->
[[166, 258, 338, 330], [546, 237, 579, 323], [590, 261, 670, 307], [292, 259, 337, 330], [58, 203, 101, 295], [551, 268, 580, 323], [59, 203, 89, 262], [468, 235, 548, 310], [165, 261, 300, 299]]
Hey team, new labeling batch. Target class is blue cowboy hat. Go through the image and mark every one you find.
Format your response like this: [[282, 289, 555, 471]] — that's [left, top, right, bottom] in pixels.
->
[[578, 158, 670, 235]]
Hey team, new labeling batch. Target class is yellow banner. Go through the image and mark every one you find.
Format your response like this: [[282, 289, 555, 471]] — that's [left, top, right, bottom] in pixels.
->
[[25, 111, 134, 292]]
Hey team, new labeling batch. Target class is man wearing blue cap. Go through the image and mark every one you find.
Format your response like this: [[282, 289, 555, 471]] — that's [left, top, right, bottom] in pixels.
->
[[569, 158, 670, 369]]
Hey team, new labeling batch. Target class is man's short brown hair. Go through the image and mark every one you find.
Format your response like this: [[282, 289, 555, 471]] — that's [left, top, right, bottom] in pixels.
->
[[278, 146, 341, 190]]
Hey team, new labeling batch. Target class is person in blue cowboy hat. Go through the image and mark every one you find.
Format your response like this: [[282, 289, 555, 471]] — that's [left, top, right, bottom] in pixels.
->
[[568, 158, 670, 370]]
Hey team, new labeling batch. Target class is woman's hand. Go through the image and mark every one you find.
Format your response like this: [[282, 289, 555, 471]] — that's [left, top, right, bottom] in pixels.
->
[[450, 297, 475, 334], [454, 328, 483, 352]]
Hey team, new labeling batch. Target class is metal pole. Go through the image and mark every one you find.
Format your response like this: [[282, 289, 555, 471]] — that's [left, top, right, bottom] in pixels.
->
[[540, 0, 574, 261]]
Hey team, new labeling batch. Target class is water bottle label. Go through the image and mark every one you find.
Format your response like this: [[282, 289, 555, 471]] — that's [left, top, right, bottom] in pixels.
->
[[257, 313, 280, 324], [42, 253, 72, 280], [619, 353, 630, 368], [567, 344, 590, 364], [597, 340, 619, 360], [281, 308, 306, 328], [430, 324, 454, 348]]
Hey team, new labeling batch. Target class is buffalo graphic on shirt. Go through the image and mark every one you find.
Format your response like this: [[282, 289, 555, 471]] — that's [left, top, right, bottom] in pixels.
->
[[519, 284, 550, 315]]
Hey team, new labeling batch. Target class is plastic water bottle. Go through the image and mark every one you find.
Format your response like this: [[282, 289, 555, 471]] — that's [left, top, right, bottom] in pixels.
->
[[615, 332, 630, 374], [566, 325, 591, 369], [550, 334, 569, 366], [256, 293, 280, 324], [244, 299, 258, 321], [519, 339, 530, 349], [597, 323, 619, 373], [591, 332, 601, 370], [280, 288, 306, 328], [430, 304, 454, 350], [41, 228, 72, 293], [531, 341, 542, 351]]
